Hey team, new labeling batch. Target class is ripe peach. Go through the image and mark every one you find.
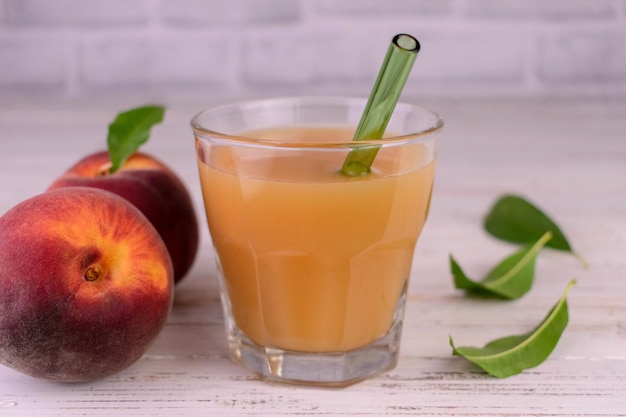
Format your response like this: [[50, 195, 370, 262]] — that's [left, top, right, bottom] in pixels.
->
[[47, 151, 199, 284], [0, 187, 173, 382]]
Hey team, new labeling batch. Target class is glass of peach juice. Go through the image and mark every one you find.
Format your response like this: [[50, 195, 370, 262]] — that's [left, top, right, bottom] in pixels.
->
[[191, 97, 442, 387]]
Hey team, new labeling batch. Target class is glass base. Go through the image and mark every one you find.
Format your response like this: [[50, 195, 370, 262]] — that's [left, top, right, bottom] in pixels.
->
[[226, 320, 402, 388], [215, 256, 408, 388]]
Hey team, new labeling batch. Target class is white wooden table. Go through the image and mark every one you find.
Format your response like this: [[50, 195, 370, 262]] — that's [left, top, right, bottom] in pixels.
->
[[0, 96, 625, 416]]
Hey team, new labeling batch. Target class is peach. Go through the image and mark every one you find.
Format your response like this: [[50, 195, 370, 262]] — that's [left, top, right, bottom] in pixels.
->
[[0, 187, 173, 382], [48, 151, 199, 284]]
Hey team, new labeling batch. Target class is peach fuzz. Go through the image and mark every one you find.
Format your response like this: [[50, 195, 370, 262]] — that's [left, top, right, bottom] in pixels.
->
[[0, 187, 173, 382]]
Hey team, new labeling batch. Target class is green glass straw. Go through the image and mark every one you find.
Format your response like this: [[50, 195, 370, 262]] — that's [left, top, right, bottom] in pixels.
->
[[341, 34, 420, 176]]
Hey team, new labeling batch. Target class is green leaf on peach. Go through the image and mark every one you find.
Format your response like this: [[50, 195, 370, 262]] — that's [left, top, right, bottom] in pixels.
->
[[107, 105, 165, 173]]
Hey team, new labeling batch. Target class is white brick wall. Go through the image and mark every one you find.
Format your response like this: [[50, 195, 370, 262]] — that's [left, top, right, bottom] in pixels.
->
[[1, 0, 625, 98]]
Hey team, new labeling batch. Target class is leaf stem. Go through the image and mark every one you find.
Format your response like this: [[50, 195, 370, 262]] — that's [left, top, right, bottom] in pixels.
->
[[477, 279, 576, 362], [573, 252, 589, 269], [484, 231, 552, 289]]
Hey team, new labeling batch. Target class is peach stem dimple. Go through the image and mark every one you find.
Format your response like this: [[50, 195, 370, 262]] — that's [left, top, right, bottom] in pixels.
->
[[96, 162, 113, 176], [84, 266, 102, 281]]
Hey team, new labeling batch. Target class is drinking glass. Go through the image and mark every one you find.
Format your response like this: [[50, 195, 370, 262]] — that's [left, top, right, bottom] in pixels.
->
[[191, 96, 442, 387]]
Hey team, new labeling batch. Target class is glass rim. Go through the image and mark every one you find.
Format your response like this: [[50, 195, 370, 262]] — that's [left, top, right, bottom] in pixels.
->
[[191, 96, 443, 149]]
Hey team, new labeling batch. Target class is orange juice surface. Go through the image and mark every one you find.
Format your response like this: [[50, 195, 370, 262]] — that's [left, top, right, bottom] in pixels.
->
[[197, 127, 435, 352]]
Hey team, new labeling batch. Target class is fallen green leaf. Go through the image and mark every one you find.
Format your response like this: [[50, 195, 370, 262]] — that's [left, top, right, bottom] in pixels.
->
[[484, 195, 586, 267], [107, 105, 165, 173], [451, 232, 552, 300], [450, 279, 576, 378]]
